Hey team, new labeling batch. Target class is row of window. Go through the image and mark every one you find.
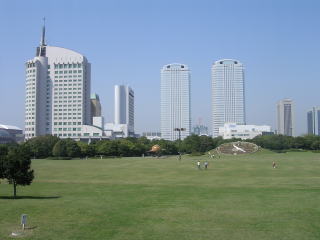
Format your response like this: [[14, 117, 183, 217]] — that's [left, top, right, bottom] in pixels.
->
[[55, 76, 82, 79], [54, 70, 82, 74], [26, 63, 36, 68], [54, 109, 82, 112], [54, 100, 81, 104], [54, 128, 81, 131], [54, 112, 82, 115], [54, 84, 82, 87], [54, 122, 82, 125], [54, 96, 82, 99], [54, 63, 82, 69], [54, 117, 81, 120], [55, 88, 82, 91], [54, 104, 82, 107]]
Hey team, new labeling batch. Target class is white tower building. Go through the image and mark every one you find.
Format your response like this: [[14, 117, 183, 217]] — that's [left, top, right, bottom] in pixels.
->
[[307, 107, 320, 135], [160, 63, 191, 141], [277, 99, 294, 136], [25, 23, 91, 139], [114, 85, 135, 137], [211, 59, 245, 137]]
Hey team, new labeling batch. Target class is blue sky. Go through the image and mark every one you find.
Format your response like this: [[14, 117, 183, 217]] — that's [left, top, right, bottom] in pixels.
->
[[0, 0, 319, 135]]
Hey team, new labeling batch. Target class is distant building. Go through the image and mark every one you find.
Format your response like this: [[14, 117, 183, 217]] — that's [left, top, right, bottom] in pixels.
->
[[161, 63, 191, 141], [212, 59, 245, 137], [142, 132, 161, 140], [0, 124, 24, 143], [277, 99, 294, 136], [307, 107, 320, 135], [219, 123, 272, 140], [192, 124, 209, 136], [104, 85, 135, 138], [91, 93, 101, 117]]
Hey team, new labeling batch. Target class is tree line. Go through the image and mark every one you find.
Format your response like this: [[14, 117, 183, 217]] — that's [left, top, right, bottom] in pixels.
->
[[17, 135, 234, 159], [2, 134, 320, 161], [4, 134, 320, 160]]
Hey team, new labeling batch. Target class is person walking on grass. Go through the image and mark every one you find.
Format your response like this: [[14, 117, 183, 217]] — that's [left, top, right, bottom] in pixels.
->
[[204, 161, 208, 170], [197, 160, 201, 170]]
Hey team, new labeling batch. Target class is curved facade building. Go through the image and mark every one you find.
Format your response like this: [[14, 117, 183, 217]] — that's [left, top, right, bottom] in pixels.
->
[[160, 63, 191, 141], [211, 59, 245, 137], [25, 24, 91, 139]]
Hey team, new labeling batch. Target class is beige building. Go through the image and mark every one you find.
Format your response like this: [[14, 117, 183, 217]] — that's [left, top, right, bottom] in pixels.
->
[[277, 99, 294, 136], [90, 93, 101, 117]]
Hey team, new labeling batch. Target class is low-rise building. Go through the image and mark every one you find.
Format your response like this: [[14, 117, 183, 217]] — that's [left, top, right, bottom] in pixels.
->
[[142, 132, 161, 140], [219, 123, 272, 140], [0, 124, 24, 143]]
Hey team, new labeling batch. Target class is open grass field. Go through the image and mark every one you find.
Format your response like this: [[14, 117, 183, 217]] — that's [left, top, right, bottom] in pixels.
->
[[1, 150, 320, 240]]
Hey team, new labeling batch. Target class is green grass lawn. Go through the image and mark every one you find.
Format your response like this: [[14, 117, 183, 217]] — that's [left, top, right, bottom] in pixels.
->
[[1, 150, 320, 240]]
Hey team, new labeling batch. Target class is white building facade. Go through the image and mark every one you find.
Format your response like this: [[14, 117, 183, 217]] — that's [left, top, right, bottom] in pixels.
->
[[160, 63, 191, 141], [25, 24, 92, 139], [277, 99, 294, 136], [212, 59, 245, 137], [219, 123, 272, 140], [104, 85, 134, 138], [307, 107, 320, 135]]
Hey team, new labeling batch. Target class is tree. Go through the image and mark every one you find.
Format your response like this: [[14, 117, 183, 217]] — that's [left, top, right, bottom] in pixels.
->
[[2, 144, 34, 198], [52, 140, 67, 158], [52, 139, 81, 158], [65, 139, 81, 158], [26, 135, 60, 158], [77, 141, 96, 157], [0, 145, 8, 181], [96, 140, 118, 156]]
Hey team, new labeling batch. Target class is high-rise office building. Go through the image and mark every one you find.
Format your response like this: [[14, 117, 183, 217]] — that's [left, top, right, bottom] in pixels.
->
[[91, 93, 101, 117], [277, 99, 294, 136], [160, 63, 191, 141], [307, 107, 320, 135], [25, 23, 91, 139], [211, 59, 245, 137], [114, 85, 134, 137]]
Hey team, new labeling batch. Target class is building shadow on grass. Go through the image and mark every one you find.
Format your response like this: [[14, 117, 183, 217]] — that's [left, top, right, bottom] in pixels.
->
[[0, 196, 61, 200]]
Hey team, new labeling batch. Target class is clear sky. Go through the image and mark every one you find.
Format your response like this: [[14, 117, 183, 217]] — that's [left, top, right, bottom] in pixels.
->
[[1, 0, 320, 135]]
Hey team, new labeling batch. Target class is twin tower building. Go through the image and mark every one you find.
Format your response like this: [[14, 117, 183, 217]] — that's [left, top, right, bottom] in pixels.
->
[[25, 25, 245, 140], [161, 60, 245, 141]]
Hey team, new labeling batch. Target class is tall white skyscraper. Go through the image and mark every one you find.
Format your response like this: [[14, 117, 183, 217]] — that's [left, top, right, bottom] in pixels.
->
[[160, 63, 191, 141], [211, 59, 245, 137], [307, 107, 320, 135], [114, 85, 134, 137], [277, 99, 294, 136], [25, 23, 91, 139]]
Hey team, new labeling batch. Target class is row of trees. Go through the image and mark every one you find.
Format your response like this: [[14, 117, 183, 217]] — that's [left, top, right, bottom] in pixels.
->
[[0, 144, 34, 198], [4, 133, 320, 161], [22, 135, 229, 158], [249, 134, 320, 151]]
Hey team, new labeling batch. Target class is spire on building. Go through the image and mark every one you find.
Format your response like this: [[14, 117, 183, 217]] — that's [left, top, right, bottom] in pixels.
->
[[36, 17, 47, 57], [40, 17, 46, 46]]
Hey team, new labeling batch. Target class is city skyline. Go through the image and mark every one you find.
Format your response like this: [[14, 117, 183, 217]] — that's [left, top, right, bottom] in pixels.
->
[[1, 0, 320, 135]]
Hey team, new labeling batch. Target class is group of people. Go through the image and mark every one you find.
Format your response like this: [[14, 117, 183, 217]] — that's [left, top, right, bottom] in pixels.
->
[[197, 160, 209, 170]]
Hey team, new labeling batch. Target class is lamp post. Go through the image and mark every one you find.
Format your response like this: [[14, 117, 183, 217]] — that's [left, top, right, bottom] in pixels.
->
[[174, 128, 186, 158]]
